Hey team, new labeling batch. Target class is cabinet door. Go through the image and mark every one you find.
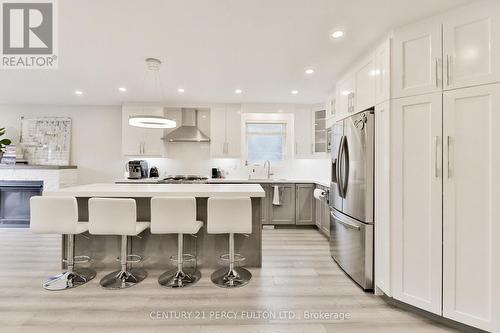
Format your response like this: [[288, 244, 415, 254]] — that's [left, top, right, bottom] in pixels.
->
[[294, 105, 313, 158], [313, 109, 327, 153], [315, 197, 322, 228], [335, 74, 355, 118], [354, 56, 376, 112], [392, 18, 442, 98], [225, 105, 241, 157], [391, 93, 442, 314], [295, 184, 314, 225], [443, 84, 500, 332], [209, 107, 227, 157], [443, 1, 500, 91], [375, 101, 391, 296], [321, 199, 330, 236], [270, 185, 296, 224], [122, 106, 164, 156], [260, 184, 271, 224], [375, 39, 391, 104]]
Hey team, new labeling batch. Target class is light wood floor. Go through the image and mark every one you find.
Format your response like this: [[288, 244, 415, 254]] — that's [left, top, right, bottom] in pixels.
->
[[0, 228, 459, 333]]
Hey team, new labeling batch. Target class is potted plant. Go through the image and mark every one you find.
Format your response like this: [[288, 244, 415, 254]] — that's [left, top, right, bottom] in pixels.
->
[[0, 128, 12, 161]]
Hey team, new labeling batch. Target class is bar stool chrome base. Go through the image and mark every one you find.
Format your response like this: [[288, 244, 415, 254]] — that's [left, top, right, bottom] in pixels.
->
[[100, 268, 147, 289], [159, 268, 201, 288], [43, 268, 96, 291], [211, 267, 252, 288]]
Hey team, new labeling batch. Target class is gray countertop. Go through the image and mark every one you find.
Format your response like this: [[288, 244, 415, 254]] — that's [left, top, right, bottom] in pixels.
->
[[0, 164, 77, 170]]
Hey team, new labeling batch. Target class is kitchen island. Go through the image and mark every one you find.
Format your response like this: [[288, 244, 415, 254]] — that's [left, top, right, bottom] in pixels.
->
[[44, 183, 265, 269]]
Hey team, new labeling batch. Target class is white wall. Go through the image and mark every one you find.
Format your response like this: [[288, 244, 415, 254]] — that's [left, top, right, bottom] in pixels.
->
[[0, 104, 330, 184], [0, 105, 124, 184]]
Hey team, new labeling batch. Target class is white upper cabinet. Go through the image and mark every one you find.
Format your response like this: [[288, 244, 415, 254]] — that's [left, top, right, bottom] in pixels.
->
[[354, 56, 376, 112], [374, 100, 391, 296], [121, 105, 165, 156], [335, 73, 355, 119], [391, 93, 443, 315], [312, 107, 328, 154], [294, 105, 313, 158], [210, 105, 241, 158], [392, 17, 443, 98], [442, 0, 500, 90], [374, 39, 391, 104], [442, 84, 500, 332]]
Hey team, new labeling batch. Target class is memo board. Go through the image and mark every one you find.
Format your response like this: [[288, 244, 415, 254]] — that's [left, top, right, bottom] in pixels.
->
[[20, 117, 72, 166]]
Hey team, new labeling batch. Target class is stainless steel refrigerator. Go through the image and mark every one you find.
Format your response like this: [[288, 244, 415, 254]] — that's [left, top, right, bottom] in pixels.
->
[[329, 109, 374, 290]]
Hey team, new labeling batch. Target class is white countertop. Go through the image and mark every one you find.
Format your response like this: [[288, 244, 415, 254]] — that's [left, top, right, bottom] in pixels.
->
[[44, 183, 265, 198], [207, 179, 331, 188], [114, 178, 331, 188]]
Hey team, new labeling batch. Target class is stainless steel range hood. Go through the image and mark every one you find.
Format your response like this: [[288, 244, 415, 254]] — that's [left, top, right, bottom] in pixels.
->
[[162, 108, 210, 142]]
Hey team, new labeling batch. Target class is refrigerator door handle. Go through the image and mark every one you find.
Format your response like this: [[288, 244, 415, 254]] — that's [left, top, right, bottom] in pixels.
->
[[341, 136, 349, 198], [337, 135, 345, 198], [331, 211, 360, 230]]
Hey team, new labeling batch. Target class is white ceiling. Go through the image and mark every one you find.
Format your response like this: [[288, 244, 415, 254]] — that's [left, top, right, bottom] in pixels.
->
[[0, 0, 475, 105]]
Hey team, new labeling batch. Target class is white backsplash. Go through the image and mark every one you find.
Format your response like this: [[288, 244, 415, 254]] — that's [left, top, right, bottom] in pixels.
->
[[138, 142, 330, 183]]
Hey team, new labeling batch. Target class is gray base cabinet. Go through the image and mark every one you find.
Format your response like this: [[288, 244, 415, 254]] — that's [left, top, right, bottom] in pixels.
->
[[260, 183, 316, 226], [315, 184, 330, 237], [269, 184, 296, 224], [296, 184, 315, 225]]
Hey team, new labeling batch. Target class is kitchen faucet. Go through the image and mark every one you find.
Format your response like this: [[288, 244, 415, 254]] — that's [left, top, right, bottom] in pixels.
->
[[264, 160, 274, 179]]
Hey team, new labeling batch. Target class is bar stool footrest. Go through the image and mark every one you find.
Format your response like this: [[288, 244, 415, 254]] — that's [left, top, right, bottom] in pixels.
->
[[218, 253, 246, 266], [115, 254, 143, 264], [169, 253, 196, 263]]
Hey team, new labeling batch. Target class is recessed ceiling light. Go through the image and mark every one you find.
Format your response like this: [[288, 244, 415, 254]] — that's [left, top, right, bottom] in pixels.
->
[[291, 90, 299, 95], [118, 87, 127, 92], [177, 88, 185, 93], [305, 68, 314, 75], [331, 30, 345, 39], [74, 90, 83, 96], [235, 89, 243, 94]]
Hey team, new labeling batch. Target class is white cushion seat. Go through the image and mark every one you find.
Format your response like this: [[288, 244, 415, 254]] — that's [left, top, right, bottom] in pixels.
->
[[30, 196, 87, 235], [88, 198, 150, 236], [136, 222, 151, 235], [150, 197, 203, 235], [75, 222, 89, 234], [207, 197, 252, 234]]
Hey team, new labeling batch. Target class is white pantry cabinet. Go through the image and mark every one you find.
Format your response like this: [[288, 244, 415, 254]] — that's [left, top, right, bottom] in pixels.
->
[[374, 39, 391, 104], [391, 93, 443, 315], [374, 100, 391, 296], [442, 84, 500, 332], [335, 73, 355, 119], [442, 0, 500, 91], [210, 105, 241, 158], [121, 105, 165, 156], [354, 56, 376, 113], [392, 17, 443, 98]]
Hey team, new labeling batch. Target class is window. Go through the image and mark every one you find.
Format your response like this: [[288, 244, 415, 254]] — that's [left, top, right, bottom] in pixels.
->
[[246, 123, 286, 163]]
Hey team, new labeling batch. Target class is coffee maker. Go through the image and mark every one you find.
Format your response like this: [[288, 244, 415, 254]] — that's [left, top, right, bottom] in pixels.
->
[[128, 160, 148, 179]]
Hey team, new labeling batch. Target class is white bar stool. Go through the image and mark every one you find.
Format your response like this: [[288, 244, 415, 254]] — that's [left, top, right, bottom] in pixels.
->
[[207, 197, 252, 288], [88, 198, 150, 289], [151, 197, 203, 288], [30, 196, 96, 291]]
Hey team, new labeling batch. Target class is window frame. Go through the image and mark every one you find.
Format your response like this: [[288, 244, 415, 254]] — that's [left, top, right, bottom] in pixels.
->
[[240, 113, 295, 163]]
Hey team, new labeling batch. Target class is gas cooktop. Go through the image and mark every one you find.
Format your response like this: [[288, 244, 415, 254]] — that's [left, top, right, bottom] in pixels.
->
[[159, 175, 208, 184]]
